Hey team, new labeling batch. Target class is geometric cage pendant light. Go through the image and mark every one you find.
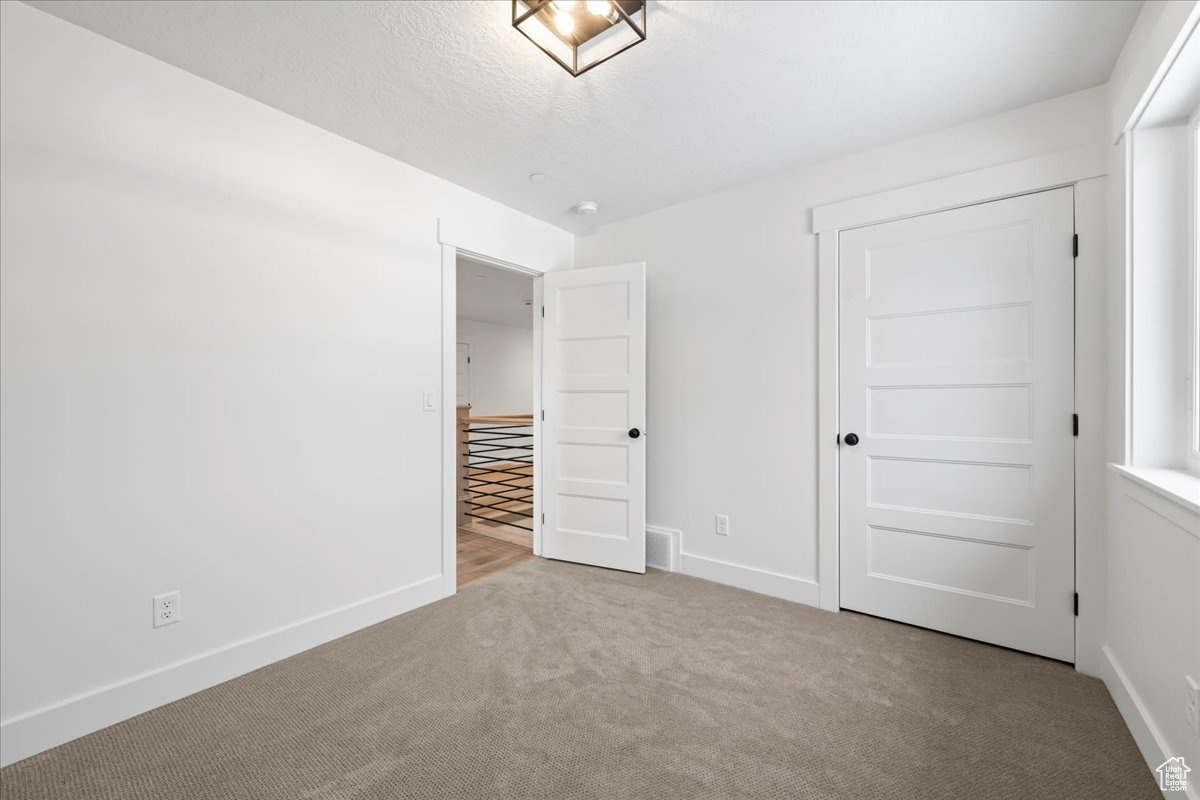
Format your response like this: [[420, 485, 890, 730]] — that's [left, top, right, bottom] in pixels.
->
[[512, 0, 647, 77]]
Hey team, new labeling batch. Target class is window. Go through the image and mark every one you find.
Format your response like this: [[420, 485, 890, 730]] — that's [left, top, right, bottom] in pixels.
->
[[1125, 23, 1200, 474]]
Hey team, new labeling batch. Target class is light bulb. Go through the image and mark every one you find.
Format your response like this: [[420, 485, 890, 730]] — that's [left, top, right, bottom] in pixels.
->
[[586, 0, 611, 15], [554, 10, 575, 36]]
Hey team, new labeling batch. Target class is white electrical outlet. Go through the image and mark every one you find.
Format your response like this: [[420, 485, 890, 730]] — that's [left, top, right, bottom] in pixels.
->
[[153, 591, 181, 628], [1186, 675, 1200, 736], [715, 514, 730, 536]]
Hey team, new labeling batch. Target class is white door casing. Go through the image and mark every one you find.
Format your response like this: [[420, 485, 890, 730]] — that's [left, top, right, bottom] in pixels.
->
[[838, 188, 1075, 661], [541, 262, 646, 573], [456, 342, 470, 404]]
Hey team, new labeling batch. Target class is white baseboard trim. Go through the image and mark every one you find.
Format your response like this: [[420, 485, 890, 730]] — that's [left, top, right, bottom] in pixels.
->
[[1102, 645, 1198, 800], [679, 551, 820, 607], [0, 574, 446, 767]]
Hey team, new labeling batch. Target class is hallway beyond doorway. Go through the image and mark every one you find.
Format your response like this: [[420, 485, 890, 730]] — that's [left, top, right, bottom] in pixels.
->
[[456, 529, 533, 589]]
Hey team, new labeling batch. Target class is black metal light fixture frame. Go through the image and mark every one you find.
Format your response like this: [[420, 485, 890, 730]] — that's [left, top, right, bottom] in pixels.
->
[[512, 0, 647, 77]]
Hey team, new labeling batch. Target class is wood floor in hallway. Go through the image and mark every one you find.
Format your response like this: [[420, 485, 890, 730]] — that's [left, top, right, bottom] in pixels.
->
[[456, 528, 533, 588]]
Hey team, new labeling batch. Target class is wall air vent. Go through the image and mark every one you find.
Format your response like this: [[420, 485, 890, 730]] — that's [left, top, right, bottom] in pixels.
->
[[646, 526, 680, 571]]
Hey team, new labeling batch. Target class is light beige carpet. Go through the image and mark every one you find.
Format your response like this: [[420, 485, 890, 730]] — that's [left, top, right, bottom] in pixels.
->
[[0, 559, 1158, 800]]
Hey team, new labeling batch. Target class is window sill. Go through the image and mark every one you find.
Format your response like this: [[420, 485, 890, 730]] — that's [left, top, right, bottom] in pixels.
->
[[1108, 464, 1200, 519]]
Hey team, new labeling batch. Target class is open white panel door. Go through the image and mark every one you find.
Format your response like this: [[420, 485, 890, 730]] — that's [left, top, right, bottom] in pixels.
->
[[541, 262, 646, 573]]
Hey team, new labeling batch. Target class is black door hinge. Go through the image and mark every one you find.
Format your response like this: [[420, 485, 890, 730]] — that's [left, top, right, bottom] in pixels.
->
[[541, 409, 545, 421], [1072, 414, 1079, 436], [1074, 592, 1079, 616], [1072, 234, 1079, 258], [467, 356, 471, 364], [541, 306, 545, 318], [541, 512, 546, 524], [836, 433, 841, 445]]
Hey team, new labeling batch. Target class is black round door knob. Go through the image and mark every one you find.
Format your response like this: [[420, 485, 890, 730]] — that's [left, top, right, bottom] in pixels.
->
[[628, 428, 641, 439], [843, 433, 860, 446]]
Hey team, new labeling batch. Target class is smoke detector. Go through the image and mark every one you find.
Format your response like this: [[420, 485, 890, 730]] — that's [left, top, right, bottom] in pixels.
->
[[575, 201, 599, 216]]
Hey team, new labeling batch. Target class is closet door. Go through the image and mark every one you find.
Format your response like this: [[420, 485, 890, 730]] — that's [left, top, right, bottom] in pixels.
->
[[839, 188, 1076, 662]]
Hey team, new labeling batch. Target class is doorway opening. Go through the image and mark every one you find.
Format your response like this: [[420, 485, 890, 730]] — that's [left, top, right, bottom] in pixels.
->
[[454, 254, 537, 588]]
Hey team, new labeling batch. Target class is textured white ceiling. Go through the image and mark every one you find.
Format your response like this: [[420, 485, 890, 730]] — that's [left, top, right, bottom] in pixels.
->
[[26, 0, 1141, 233], [457, 257, 534, 329]]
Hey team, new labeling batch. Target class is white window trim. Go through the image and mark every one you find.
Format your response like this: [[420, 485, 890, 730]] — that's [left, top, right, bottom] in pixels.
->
[[1189, 107, 1200, 476]]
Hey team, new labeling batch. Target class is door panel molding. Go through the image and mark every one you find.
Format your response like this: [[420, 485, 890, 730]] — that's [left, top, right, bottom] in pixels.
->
[[542, 262, 647, 573], [837, 188, 1076, 661]]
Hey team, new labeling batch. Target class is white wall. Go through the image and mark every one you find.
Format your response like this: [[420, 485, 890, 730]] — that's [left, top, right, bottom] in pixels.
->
[[1102, 1, 1200, 790], [0, 2, 571, 766], [1105, 470, 1200, 793], [456, 319, 533, 416], [575, 86, 1108, 605]]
